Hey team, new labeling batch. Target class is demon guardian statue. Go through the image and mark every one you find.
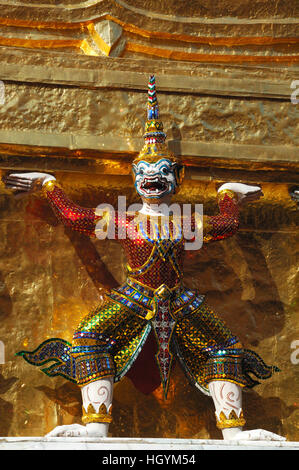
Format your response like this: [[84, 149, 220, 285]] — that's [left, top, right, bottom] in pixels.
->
[[4, 76, 284, 442]]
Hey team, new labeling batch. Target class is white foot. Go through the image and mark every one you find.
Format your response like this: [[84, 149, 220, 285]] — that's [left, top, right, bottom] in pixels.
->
[[232, 429, 286, 441], [45, 423, 109, 438], [45, 424, 87, 438]]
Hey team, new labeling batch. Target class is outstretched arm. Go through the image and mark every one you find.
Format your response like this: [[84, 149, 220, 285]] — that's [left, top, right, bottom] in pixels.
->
[[4, 172, 98, 237], [42, 178, 97, 236], [201, 183, 263, 243]]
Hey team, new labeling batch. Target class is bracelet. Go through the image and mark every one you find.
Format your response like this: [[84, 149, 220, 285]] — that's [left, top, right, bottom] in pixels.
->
[[41, 179, 58, 197], [216, 409, 246, 430], [82, 403, 113, 424], [217, 189, 239, 202]]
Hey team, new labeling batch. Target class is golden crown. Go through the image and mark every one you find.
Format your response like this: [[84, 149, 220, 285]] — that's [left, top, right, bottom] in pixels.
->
[[132, 75, 184, 189]]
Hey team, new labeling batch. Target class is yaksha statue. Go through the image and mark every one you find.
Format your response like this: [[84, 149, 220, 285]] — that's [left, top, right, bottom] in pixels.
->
[[5, 75, 284, 441]]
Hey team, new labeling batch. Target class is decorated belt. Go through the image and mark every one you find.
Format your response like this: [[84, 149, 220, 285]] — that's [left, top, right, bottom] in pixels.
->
[[127, 276, 183, 301], [109, 277, 204, 321]]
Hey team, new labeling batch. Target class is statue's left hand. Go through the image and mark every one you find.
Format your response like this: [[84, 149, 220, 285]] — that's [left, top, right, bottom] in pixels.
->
[[232, 429, 286, 441], [218, 182, 263, 205]]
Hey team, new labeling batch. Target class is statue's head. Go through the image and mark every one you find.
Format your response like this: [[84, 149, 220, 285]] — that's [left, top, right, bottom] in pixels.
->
[[132, 157, 184, 200], [132, 75, 184, 201]]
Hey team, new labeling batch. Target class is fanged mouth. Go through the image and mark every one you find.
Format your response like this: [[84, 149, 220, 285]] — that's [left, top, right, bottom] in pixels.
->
[[140, 177, 168, 194]]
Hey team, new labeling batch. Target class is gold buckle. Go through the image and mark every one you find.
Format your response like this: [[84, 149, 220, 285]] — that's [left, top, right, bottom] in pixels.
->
[[154, 284, 172, 300]]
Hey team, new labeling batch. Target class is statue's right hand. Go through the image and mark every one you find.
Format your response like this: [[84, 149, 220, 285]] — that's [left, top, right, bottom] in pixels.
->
[[3, 172, 55, 196]]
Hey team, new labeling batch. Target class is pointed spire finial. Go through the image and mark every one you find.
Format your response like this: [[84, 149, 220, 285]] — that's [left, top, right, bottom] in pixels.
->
[[147, 74, 159, 119], [143, 74, 166, 146]]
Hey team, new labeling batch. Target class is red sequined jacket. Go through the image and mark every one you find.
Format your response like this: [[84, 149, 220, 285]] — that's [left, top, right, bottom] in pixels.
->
[[43, 182, 239, 291]]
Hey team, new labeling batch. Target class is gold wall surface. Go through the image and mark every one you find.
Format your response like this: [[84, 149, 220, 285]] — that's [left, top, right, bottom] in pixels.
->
[[0, 0, 298, 441]]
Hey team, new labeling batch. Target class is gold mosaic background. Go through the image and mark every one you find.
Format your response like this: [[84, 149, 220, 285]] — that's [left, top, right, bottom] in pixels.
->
[[0, 0, 298, 442], [0, 173, 298, 440]]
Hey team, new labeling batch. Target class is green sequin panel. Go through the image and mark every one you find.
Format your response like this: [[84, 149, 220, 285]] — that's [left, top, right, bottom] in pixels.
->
[[73, 297, 149, 380], [174, 304, 243, 387]]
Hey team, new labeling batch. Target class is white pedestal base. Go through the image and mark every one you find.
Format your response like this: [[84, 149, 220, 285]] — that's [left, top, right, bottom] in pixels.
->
[[0, 436, 298, 450]]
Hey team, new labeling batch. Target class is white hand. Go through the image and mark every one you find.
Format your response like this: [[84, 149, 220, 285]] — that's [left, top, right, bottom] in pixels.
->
[[3, 172, 56, 194], [45, 424, 87, 438], [232, 429, 286, 441], [218, 182, 263, 204]]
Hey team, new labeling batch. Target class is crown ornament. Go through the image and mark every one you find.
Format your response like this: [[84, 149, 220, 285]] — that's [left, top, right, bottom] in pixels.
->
[[134, 75, 179, 164]]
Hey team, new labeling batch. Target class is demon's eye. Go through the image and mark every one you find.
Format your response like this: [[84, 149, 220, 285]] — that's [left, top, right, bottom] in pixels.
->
[[161, 167, 169, 175], [139, 169, 144, 175]]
